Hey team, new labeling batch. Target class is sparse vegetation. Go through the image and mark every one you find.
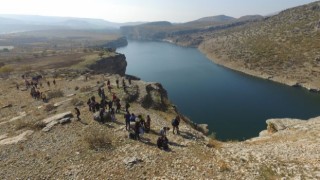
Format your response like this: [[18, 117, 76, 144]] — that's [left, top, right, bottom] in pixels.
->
[[47, 89, 64, 99], [44, 103, 56, 112], [84, 129, 113, 151], [0, 65, 14, 74], [80, 86, 92, 92]]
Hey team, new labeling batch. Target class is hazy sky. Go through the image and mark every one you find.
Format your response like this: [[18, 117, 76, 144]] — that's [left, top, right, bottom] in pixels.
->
[[0, 0, 317, 22]]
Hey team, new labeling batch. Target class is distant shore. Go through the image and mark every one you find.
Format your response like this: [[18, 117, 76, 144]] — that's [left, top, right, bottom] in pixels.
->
[[198, 45, 320, 93]]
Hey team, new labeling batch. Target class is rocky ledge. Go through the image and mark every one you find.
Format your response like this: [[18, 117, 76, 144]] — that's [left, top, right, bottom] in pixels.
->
[[87, 53, 127, 76]]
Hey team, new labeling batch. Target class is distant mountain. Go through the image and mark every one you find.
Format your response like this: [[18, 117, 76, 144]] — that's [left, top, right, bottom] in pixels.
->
[[0, 14, 146, 34], [237, 15, 264, 22], [140, 21, 172, 26], [192, 15, 236, 23]]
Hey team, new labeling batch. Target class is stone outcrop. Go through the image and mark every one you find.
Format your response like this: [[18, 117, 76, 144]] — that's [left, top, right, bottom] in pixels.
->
[[88, 53, 127, 76], [42, 111, 73, 132], [140, 83, 169, 111], [0, 130, 34, 145]]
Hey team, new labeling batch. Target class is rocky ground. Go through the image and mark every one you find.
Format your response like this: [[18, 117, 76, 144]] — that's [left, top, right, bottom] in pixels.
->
[[0, 70, 319, 179]]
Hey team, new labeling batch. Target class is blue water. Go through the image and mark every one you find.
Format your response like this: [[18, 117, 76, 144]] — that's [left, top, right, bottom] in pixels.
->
[[118, 41, 320, 141]]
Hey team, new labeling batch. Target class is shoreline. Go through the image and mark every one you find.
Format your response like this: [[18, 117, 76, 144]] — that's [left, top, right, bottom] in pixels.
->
[[198, 45, 320, 93]]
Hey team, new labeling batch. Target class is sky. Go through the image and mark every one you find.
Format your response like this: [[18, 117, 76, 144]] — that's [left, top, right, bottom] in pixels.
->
[[0, 0, 317, 23]]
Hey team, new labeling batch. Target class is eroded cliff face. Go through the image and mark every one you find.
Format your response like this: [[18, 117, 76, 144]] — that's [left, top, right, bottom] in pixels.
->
[[99, 37, 128, 49], [87, 53, 127, 76]]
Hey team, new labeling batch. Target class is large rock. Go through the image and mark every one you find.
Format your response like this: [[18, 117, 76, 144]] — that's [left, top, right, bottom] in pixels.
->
[[140, 83, 169, 111], [42, 111, 73, 132], [124, 85, 139, 102], [266, 118, 304, 133], [42, 111, 73, 124]]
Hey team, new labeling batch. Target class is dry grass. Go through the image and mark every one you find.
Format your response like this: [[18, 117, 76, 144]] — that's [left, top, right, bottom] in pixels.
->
[[47, 89, 64, 99], [84, 129, 113, 151], [218, 160, 231, 172], [207, 139, 222, 149], [14, 119, 46, 131], [44, 103, 56, 112], [80, 86, 92, 92]]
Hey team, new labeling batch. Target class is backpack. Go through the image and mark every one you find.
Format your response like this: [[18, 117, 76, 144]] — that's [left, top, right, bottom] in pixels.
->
[[171, 119, 178, 126]]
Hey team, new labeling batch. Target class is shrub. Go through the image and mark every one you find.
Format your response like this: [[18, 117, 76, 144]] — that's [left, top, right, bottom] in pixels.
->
[[84, 129, 113, 151], [207, 132, 222, 149], [47, 89, 64, 99], [71, 98, 84, 106], [14, 119, 46, 131], [0, 65, 14, 74], [44, 103, 56, 112], [80, 86, 92, 92]]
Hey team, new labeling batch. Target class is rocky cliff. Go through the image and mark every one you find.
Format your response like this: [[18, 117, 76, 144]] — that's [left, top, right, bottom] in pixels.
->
[[87, 53, 127, 76]]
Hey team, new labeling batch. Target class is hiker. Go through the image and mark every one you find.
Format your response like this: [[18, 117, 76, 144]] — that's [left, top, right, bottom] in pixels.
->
[[116, 99, 121, 113], [108, 100, 113, 111], [128, 77, 132, 85], [124, 112, 131, 130], [98, 88, 102, 97], [100, 98, 107, 109], [47, 81, 50, 87], [172, 116, 181, 134], [145, 115, 151, 133], [139, 115, 146, 129], [101, 88, 106, 100], [99, 108, 105, 123], [53, 79, 56, 86], [116, 79, 119, 88], [107, 79, 110, 86], [90, 101, 96, 113], [134, 120, 141, 140], [75, 107, 81, 120], [110, 108, 116, 121], [112, 93, 117, 102], [125, 102, 130, 113], [130, 113, 136, 122], [160, 127, 170, 137], [157, 136, 169, 150], [107, 84, 112, 93], [87, 98, 92, 111]]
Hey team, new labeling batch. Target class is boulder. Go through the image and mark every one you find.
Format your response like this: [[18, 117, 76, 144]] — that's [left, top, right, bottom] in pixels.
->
[[42, 111, 73, 124], [266, 118, 305, 133], [140, 83, 169, 111], [197, 124, 209, 135], [124, 85, 139, 102], [59, 117, 71, 124], [123, 157, 143, 168]]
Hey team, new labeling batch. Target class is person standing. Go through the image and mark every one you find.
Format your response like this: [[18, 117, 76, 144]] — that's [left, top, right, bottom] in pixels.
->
[[172, 116, 180, 134], [145, 115, 151, 133], [74, 107, 81, 120]]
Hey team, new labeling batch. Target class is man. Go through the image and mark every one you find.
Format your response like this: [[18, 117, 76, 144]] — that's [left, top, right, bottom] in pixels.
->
[[74, 107, 81, 120], [172, 116, 180, 134]]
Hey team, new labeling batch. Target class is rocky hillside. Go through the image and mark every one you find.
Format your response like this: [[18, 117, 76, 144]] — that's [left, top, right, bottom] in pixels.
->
[[0, 56, 320, 179], [120, 16, 262, 45], [199, 1, 320, 91]]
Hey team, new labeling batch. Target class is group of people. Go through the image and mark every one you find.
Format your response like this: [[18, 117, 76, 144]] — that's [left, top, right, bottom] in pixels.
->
[[156, 116, 181, 151], [85, 78, 133, 124], [23, 74, 57, 103]]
